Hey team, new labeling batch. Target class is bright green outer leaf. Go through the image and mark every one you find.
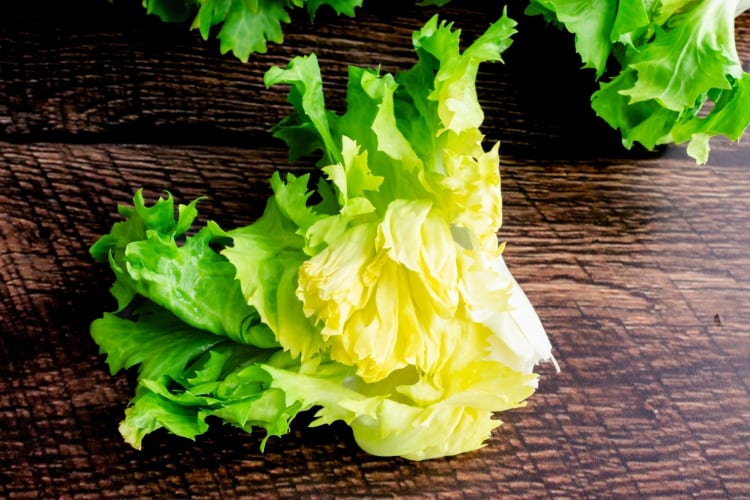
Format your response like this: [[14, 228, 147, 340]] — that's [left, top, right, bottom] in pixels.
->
[[609, 0, 650, 47], [321, 137, 384, 211], [331, 67, 431, 210], [142, 0, 197, 22], [528, 0, 617, 77], [673, 73, 750, 163], [92, 302, 298, 449], [305, 0, 362, 18], [91, 301, 223, 380], [138, 0, 362, 61], [193, 0, 232, 39], [216, 0, 291, 61], [337, 67, 422, 170], [91, 191, 277, 348], [524, 1, 561, 25], [222, 196, 324, 361], [532, 0, 750, 161], [90, 189, 200, 264], [397, 13, 516, 139], [421, 12, 517, 133], [654, 0, 693, 24], [90, 190, 202, 310], [140, 359, 300, 447], [265, 54, 341, 164], [91, 304, 222, 449], [591, 69, 679, 150], [124, 224, 278, 348], [619, 0, 741, 111], [186, 0, 361, 62], [391, 54, 442, 168], [269, 171, 325, 232]]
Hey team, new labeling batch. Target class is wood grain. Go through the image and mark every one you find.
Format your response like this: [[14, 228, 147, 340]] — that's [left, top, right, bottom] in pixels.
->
[[2, 1, 750, 498]]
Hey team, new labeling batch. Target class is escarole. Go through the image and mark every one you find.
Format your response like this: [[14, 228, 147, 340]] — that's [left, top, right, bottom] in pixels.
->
[[527, 0, 750, 163], [90, 12, 555, 460], [131, 0, 363, 61]]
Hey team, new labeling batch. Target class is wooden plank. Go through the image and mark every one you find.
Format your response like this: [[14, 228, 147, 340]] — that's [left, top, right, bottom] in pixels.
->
[[2, 141, 750, 496]]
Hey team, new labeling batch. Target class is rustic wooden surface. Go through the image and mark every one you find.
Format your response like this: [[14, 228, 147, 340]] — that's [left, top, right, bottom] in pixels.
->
[[2, 1, 750, 497]]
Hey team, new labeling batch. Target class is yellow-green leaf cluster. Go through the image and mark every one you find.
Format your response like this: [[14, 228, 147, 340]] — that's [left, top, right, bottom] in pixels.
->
[[90, 14, 555, 461]]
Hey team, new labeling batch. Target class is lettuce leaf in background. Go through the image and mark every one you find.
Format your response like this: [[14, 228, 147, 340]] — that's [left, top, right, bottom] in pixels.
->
[[126, 0, 363, 61], [90, 13, 556, 460], [527, 0, 750, 163]]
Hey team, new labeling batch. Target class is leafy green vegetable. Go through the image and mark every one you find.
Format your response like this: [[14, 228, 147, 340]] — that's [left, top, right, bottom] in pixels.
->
[[527, 0, 750, 163], [92, 301, 297, 449], [91, 13, 555, 460], [119, 0, 363, 61], [91, 190, 277, 347]]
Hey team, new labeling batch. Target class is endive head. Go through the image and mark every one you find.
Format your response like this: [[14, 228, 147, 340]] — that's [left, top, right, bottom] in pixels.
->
[[245, 12, 554, 459], [261, 10, 553, 382]]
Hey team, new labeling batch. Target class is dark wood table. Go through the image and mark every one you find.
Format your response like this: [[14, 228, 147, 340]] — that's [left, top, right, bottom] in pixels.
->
[[2, 1, 750, 497]]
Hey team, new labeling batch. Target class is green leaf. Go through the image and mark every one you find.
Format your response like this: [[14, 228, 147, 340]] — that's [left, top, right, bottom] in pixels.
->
[[215, 0, 291, 61], [91, 190, 201, 257], [223, 198, 323, 361], [140, 0, 362, 62], [91, 301, 223, 380], [193, 0, 232, 39], [336, 67, 404, 163], [92, 191, 277, 348], [528, 0, 617, 77], [529, 0, 750, 162], [142, 0, 197, 22], [119, 390, 209, 449], [91, 189, 197, 263], [673, 73, 750, 164], [305, 0, 362, 19], [591, 69, 678, 150], [265, 54, 341, 164], [619, 1, 740, 111], [124, 224, 278, 348], [609, 0, 650, 47], [411, 12, 516, 134], [90, 190, 203, 310], [269, 171, 328, 233], [92, 300, 297, 449]]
